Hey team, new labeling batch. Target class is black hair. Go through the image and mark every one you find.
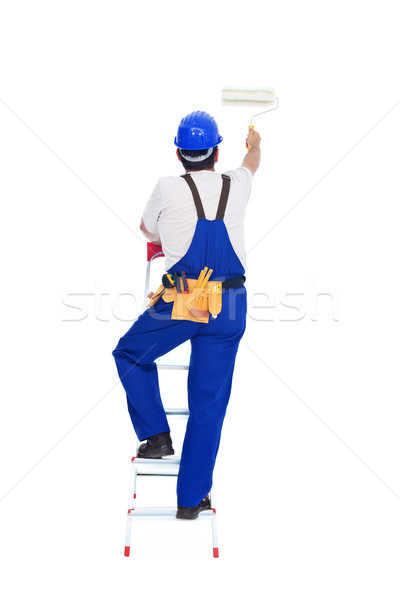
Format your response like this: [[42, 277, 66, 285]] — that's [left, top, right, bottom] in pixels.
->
[[179, 146, 218, 171]]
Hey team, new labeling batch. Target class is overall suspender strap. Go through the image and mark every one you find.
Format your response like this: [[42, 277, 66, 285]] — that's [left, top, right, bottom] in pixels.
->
[[215, 174, 231, 220], [181, 173, 206, 219], [181, 173, 231, 220]]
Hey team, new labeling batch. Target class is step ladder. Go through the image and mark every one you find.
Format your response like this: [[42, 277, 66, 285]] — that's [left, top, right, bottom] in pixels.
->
[[124, 242, 219, 558]]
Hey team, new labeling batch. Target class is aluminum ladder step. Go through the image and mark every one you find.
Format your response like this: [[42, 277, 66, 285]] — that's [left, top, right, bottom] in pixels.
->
[[156, 357, 189, 370], [132, 455, 181, 476], [127, 507, 215, 520]]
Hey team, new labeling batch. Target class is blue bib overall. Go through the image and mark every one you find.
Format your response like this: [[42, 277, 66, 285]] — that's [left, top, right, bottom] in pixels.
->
[[112, 173, 247, 507]]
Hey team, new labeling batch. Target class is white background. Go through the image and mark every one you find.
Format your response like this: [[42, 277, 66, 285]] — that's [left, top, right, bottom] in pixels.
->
[[1, 0, 400, 598]]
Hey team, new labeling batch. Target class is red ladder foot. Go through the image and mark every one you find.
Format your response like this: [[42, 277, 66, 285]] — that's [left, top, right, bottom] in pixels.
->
[[213, 547, 219, 558], [124, 546, 130, 557]]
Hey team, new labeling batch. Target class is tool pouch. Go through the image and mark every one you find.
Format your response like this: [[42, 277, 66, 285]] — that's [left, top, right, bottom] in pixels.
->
[[172, 291, 209, 323], [147, 285, 211, 323], [146, 284, 165, 308], [173, 292, 188, 318], [209, 281, 223, 315], [146, 269, 223, 323], [183, 287, 207, 312]]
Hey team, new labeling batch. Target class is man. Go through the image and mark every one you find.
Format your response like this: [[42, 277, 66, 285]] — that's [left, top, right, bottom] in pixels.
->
[[112, 111, 261, 519]]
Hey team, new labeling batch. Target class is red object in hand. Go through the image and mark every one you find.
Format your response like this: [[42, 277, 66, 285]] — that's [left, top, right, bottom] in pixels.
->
[[147, 242, 164, 262]]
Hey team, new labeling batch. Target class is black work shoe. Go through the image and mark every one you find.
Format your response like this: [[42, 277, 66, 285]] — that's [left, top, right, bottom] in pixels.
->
[[176, 495, 211, 520], [137, 431, 174, 459]]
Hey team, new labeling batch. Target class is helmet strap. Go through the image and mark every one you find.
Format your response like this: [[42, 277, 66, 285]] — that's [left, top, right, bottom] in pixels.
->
[[179, 147, 214, 162]]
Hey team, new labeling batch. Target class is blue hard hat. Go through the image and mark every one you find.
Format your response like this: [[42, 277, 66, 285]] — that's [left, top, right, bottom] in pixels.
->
[[174, 111, 223, 150]]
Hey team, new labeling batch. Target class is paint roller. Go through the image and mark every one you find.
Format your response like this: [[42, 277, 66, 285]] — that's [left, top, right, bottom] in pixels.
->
[[221, 86, 279, 147]]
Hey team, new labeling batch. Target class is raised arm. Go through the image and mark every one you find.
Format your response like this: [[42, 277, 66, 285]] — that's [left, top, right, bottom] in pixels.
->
[[140, 217, 162, 245], [241, 128, 261, 175]]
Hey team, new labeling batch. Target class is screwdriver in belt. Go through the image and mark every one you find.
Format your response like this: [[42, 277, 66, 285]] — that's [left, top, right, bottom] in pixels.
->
[[174, 272, 182, 293], [180, 271, 189, 293], [174, 271, 189, 294]]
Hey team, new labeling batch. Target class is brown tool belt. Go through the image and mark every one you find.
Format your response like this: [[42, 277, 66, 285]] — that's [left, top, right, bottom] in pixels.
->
[[146, 269, 246, 323]]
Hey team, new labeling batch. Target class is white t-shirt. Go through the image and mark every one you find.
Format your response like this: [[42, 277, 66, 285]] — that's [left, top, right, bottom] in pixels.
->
[[142, 167, 253, 272]]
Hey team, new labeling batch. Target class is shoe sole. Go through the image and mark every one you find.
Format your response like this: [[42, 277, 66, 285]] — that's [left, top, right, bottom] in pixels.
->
[[176, 501, 211, 520], [137, 446, 175, 459], [176, 511, 200, 520]]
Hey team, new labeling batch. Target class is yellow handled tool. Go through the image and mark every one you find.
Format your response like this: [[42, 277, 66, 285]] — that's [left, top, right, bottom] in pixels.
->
[[195, 267, 209, 290], [246, 125, 254, 151], [184, 267, 213, 313], [200, 267, 213, 289]]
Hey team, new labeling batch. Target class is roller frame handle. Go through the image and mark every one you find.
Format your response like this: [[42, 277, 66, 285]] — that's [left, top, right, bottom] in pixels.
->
[[246, 125, 254, 151]]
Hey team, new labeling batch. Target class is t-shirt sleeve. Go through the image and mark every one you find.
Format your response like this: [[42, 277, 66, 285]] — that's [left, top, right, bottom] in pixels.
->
[[142, 181, 162, 233], [225, 166, 253, 204]]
